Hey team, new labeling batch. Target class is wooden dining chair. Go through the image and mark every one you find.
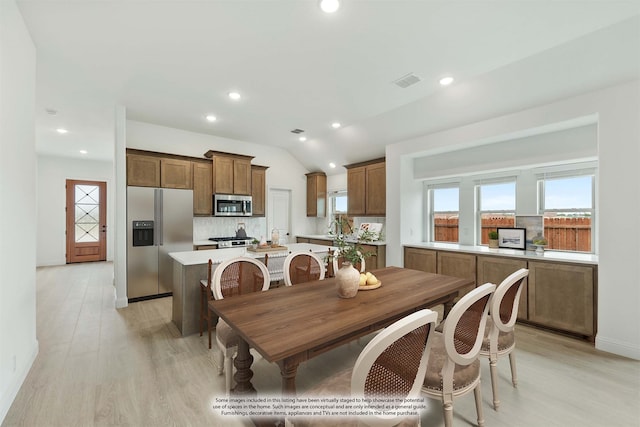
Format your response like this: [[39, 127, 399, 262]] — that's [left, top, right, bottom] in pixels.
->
[[286, 309, 438, 427], [421, 283, 496, 427], [480, 268, 529, 410], [283, 251, 325, 286], [211, 256, 270, 394]]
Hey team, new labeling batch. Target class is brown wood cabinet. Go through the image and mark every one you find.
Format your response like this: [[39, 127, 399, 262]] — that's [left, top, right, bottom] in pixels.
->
[[127, 154, 160, 187], [192, 160, 212, 215], [437, 251, 476, 297], [306, 172, 327, 217], [345, 158, 385, 216], [360, 244, 386, 271], [477, 255, 528, 320], [403, 247, 437, 273], [160, 158, 192, 189], [251, 165, 267, 217], [206, 151, 254, 196]]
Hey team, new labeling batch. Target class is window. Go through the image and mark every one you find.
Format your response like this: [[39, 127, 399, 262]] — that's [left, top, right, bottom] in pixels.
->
[[328, 191, 352, 234], [539, 174, 594, 252], [476, 181, 516, 245], [430, 186, 459, 242]]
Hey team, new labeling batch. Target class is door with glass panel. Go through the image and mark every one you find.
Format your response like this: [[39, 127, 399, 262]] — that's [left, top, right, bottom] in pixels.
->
[[65, 180, 107, 263]]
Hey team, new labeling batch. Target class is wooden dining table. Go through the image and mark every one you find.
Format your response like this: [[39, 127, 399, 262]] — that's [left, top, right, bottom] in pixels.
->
[[209, 266, 474, 396]]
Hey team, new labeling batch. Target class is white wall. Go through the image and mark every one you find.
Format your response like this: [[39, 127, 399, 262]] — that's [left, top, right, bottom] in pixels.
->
[[0, 0, 38, 421], [36, 155, 115, 266], [386, 80, 640, 359]]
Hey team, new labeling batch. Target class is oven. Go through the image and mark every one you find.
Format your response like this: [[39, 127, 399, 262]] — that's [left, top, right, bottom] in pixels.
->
[[213, 194, 252, 217]]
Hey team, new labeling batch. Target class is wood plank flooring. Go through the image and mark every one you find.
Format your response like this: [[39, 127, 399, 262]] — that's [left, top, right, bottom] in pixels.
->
[[3, 262, 639, 426]]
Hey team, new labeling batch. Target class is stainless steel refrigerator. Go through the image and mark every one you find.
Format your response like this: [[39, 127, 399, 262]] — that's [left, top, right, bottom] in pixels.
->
[[127, 187, 193, 301]]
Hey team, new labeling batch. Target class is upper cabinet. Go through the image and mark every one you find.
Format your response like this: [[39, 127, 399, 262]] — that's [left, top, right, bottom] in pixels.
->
[[345, 158, 386, 216], [251, 165, 268, 217], [306, 172, 327, 217], [193, 160, 213, 216], [126, 151, 192, 189], [205, 150, 254, 196]]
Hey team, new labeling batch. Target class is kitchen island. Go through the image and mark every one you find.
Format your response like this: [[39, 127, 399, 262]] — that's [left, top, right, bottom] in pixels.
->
[[168, 243, 334, 336]]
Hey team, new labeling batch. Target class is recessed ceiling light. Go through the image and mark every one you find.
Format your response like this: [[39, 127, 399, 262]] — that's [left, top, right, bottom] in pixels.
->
[[329, 162, 336, 168], [56, 128, 68, 134], [299, 136, 307, 142], [439, 76, 454, 86], [331, 122, 341, 129], [206, 115, 217, 122], [228, 92, 241, 100], [319, 0, 340, 13], [79, 150, 88, 154]]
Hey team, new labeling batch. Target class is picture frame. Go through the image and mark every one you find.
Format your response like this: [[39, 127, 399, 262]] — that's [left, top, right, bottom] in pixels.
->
[[497, 227, 526, 250], [515, 215, 544, 250]]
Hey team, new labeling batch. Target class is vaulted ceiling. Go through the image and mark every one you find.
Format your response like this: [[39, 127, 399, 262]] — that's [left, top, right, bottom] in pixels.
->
[[18, 1, 640, 174]]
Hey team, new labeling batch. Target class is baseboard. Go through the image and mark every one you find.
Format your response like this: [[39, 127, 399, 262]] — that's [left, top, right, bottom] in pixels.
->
[[596, 335, 640, 360], [0, 340, 39, 424]]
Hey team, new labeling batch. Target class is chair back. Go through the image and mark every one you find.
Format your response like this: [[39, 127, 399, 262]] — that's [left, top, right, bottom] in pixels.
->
[[283, 251, 326, 286], [211, 256, 270, 300], [332, 248, 366, 273], [491, 268, 528, 333], [442, 283, 496, 366], [351, 309, 438, 418], [264, 251, 289, 283]]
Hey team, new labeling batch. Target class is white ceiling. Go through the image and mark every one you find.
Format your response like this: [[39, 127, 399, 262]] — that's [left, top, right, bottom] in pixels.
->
[[18, 0, 640, 174]]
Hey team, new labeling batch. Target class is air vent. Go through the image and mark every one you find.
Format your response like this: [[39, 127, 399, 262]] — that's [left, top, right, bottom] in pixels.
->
[[393, 73, 421, 88], [290, 129, 305, 134]]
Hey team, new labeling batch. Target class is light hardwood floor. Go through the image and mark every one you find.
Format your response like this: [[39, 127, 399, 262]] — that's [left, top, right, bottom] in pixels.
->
[[3, 262, 639, 426]]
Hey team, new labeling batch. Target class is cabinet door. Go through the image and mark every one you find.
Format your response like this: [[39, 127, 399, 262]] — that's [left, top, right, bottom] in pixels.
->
[[366, 162, 386, 215], [193, 161, 212, 215], [477, 256, 528, 320], [213, 156, 234, 194], [127, 154, 160, 187], [437, 252, 476, 297], [528, 261, 595, 337], [404, 248, 437, 273], [160, 158, 192, 189], [347, 166, 366, 216], [251, 166, 266, 216], [296, 237, 311, 243], [360, 244, 385, 270], [233, 159, 252, 195], [306, 175, 318, 217]]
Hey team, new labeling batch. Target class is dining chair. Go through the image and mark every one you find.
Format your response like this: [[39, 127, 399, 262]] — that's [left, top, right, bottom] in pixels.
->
[[211, 256, 270, 394], [480, 268, 529, 410], [264, 251, 289, 285], [332, 248, 366, 274], [283, 251, 325, 286], [286, 309, 438, 427], [421, 283, 496, 427]]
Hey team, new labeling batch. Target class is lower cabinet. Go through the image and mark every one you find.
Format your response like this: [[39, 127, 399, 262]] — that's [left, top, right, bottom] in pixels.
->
[[477, 256, 528, 320], [437, 252, 476, 297], [404, 247, 437, 273], [360, 244, 386, 271]]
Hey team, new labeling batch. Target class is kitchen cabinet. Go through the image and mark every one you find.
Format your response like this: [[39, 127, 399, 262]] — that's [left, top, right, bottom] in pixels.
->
[[251, 165, 268, 217], [193, 160, 212, 215], [127, 153, 160, 187], [360, 244, 386, 270], [528, 261, 596, 338], [345, 158, 385, 216], [205, 151, 254, 196], [477, 256, 528, 320], [437, 251, 477, 297], [404, 247, 437, 273], [160, 158, 192, 189], [306, 172, 327, 217]]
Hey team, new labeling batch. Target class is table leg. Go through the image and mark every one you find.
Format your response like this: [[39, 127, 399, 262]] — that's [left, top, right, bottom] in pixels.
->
[[443, 293, 457, 319], [277, 357, 300, 396], [232, 338, 256, 395]]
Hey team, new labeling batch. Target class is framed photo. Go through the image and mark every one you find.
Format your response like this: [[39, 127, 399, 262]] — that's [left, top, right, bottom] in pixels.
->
[[497, 228, 526, 250], [515, 215, 544, 249]]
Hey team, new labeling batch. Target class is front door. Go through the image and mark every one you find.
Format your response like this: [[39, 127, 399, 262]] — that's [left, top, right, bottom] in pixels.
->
[[66, 179, 107, 263]]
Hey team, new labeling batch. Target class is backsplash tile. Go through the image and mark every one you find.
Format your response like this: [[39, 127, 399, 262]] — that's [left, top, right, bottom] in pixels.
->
[[193, 217, 267, 241]]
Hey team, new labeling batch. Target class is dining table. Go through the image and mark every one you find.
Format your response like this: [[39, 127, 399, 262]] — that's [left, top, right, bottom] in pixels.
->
[[209, 266, 474, 396]]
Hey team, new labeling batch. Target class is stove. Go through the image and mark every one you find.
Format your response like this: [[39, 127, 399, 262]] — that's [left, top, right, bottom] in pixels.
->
[[208, 236, 255, 249]]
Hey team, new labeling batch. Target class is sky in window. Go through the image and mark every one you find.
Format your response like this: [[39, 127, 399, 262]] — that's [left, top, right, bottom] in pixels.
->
[[480, 182, 516, 211], [433, 188, 459, 211], [335, 195, 348, 212], [545, 176, 592, 209]]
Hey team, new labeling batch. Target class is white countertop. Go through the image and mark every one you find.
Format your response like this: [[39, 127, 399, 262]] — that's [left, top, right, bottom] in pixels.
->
[[170, 243, 335, 266], [403, 242, 598, 265], [297, 234, 387, 246]]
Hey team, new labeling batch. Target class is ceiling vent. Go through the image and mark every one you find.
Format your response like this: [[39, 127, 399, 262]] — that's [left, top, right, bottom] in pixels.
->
[[290, 128, 305, 134], [393, 73, 421, 88]]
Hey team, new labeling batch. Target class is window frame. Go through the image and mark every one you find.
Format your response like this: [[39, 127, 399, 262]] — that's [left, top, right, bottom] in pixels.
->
[[475, 178, 517, 246], [427, 183, 460, 243]]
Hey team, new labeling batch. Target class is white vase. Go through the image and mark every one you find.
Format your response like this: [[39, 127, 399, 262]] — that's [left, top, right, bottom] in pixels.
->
[[335, 262, 360, 298]]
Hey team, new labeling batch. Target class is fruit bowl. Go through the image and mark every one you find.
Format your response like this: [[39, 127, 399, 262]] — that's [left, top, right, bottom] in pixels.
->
[[359, 280, 382, 290]]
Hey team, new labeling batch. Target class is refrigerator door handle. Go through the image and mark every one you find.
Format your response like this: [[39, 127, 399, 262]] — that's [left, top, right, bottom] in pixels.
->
[[155, 188, 163, 246]]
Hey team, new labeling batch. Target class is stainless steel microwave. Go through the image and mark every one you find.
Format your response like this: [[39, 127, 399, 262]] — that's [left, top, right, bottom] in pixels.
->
[[213, 194, 252, 216]]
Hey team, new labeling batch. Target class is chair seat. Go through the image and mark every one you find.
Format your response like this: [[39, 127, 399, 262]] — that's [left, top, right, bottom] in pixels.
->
[[422, 332, 480, 393], [480, 317, 515, 353], [216, 319, 238, 348]]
